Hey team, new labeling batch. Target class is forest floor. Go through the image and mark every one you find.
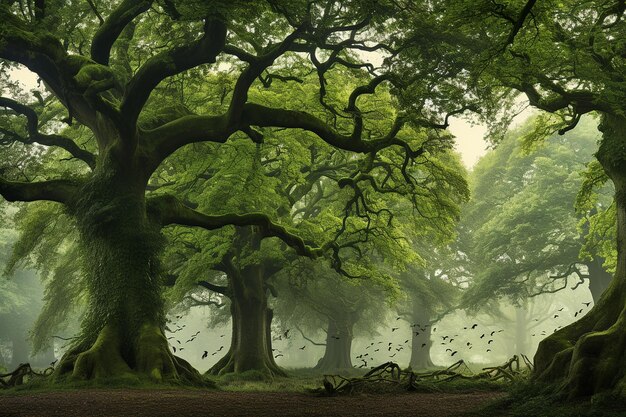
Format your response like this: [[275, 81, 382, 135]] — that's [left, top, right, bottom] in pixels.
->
[[0, 389, 505, 417]]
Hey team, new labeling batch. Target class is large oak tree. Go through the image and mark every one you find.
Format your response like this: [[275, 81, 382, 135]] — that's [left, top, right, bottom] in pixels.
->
[[0, 0, 473, 382]]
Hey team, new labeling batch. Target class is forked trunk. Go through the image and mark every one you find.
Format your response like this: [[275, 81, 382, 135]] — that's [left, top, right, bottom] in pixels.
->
[[533, 114, 626, 398], [586, 257, 612, 303]]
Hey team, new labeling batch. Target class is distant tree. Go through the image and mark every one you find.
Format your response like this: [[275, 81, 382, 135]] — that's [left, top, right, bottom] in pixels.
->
[[461, 117, 612, 310]]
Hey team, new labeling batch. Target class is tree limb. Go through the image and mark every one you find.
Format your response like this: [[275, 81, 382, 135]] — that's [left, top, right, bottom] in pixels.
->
[[90, 0, 152, 65], [147, 194, 323, 258], [197, 280, 230, 297], [0, 97, 96, 168], [0, 177, 78, 204], [121, 18, 227, 133]]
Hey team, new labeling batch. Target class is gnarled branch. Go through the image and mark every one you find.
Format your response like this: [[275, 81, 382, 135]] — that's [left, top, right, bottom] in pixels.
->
[[0, 177, 78, 204], [147, 194, 323, 258], [0, 97, 96, 168], [90, 0, 152, 65]]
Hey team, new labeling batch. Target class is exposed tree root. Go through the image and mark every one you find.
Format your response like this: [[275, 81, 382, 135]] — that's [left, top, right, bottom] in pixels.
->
[[55, 323, 208, 386], [0, 363, 53, 388], [209, 350, 287, 378], [320, 356, 528, 395], [533, 280, 626, 399]]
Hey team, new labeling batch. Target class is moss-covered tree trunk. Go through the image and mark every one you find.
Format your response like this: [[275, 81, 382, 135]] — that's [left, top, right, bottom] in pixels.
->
[[587, 257, 612, 304], [208, 228, 284, 377], [409, 303, 434, 370], [533, 114, 626, 398], [55, 158, 201, 384], [314, 315, 354, 371]]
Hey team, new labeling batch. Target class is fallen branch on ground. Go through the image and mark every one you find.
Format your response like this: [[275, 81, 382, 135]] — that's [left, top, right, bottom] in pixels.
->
[[0, 363, 54, 388], [320, 355, 530, 395]]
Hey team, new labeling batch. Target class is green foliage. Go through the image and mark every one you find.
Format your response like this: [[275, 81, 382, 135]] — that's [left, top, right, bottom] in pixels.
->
[[461, 116, 606, 309]]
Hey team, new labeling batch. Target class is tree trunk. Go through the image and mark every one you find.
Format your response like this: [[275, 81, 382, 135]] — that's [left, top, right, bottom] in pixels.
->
[[10, 330, 30, 369], [314, 315, 354, 371], [55, 162, 202, 384], [208, 228, 285, 377], [514, 305, 528, 356], [409, 303, 434, 370], [533, 114, 626, 398], [586, 257, 612, 303]]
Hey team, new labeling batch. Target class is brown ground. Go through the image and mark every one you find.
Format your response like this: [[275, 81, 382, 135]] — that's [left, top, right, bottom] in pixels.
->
[[0, 390, 505, 417]]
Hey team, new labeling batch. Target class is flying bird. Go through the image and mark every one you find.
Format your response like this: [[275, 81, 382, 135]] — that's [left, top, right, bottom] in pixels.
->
[[583, 302, 591, 307], [391, 327, 399, 332], [451, 351, 458, 356], [202, 351, 208, 359], [300, 345, 306, 350], [471, 324, 478, 329]]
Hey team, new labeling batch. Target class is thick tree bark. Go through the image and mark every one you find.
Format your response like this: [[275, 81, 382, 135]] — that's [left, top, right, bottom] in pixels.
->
[[54, 160, 202, 384], [208, 229, 285, 377], [409, 303, 434, 370], [533, 114, 626, 398], [314, 315, 354, 371]]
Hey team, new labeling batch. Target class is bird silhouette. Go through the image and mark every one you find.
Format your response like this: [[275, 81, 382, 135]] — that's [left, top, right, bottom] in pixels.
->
[[554, 314, 559, 318], [172, 346, 177, 352], [391, 327, 399, 332], [202, 351, 208, 359], [217, 346, 224, 351], [488, 340, 493, 344], [480, 334, 485, 339], [390, 353, 396, 357], [471, 324, 478, 329], [583, 302, 591, 307], [300, 345, 306, 350], [451, 351, 458, 356], [486, 349, 491, 352], [490, 331, 495, 336], [275, 354, 283, 358], [558, 308, 564, 311]]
